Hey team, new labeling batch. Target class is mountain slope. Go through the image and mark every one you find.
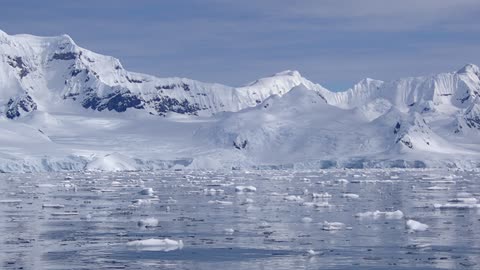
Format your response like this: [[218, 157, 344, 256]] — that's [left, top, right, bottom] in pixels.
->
[[1, 30, 480, 171]]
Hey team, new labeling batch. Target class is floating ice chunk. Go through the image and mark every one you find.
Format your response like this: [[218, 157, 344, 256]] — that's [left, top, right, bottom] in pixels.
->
[[166, 197, 177, 204], [312, 192, 331, 198], [433, 203, 480, 209], [303, 201, 332, 208], [342, 193, 359, 199], [426, 186, 449, 191], [0, 199, 22, 204], [35, 184, 56, 188], [322, 221, 345, 231], [355, 210, 404, 219], [271, 192, 288, 196], [140, 188, 154, 196], [384, 210, 404, 219], [447, 198, 477, 204], [406, 219, 429, 232], [126, 238, 184, 252], [131, 199, 154, 205], [235, 186, 257, 192], [51, 212, 79, 216], [335, 179, 349, 185], [305, 249, 319, 256], [203, 188, 224, 195], [42, 204, 65, 209], [301, 217, 313, 223], [284, 195, 304, 202], [224, 228, 235, 234], [138, 217, 159, 227], [242, 198, 254, 205], [208, 200, 233, 205], [111, 181, 123, 187], [457, 192, 472, 197]]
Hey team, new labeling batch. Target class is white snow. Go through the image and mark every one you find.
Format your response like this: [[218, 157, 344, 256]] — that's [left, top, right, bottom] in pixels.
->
[[0, 30, 480, 171]]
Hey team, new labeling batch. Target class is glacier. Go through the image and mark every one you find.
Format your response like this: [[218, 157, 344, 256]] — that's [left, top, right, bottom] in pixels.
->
[[1, 30, 480, 172]]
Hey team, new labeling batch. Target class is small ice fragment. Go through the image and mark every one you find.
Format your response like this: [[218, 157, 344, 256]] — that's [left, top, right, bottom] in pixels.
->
[[433, 203, 480, 209], [131, 199, 153, 205], [35, 184, 56, 188], [51, 212, 79, 216], [322, 221, 345, 231], [312, 192, 331, 198], [301, 217, 313, 223], [355, 210, 404, 219], [242, 198, 254, 205], [384, 210, 404, 219], [447, 198, 477, 204], [284, 195, 304, 202], [224, 228, 235, 234], [336, 179, 349, 185], [42, 204, 65, 209], [235, 186, 257, 192], [138, 217, 159, 227], [342, 193, 359, 199], [0, 199, 22, 204], [111, 181, 122, 186], [203, 188, 224, 196], [126, 238, 184, 251], [208, 200, 233, 205], [406, 219, 429, 232], [140, 188, 154, 196], [305, 249, 319, 256], [427, 186, 449, 191]]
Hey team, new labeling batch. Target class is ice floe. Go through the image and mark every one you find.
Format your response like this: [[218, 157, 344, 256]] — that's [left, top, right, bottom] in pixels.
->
[[126, 238, 184, 251], [406, 219, 429, 232], [137, 217, 159, 227], [235, 186, 257, 192], [355, 210, 404, 219]]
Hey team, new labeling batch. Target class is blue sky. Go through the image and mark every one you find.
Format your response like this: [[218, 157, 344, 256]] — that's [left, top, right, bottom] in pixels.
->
[[2, 0, 480, 90]]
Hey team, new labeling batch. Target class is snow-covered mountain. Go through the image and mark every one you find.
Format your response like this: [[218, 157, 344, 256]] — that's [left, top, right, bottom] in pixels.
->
[[0, 30, 325, 118], [1, 30, 480, 171]]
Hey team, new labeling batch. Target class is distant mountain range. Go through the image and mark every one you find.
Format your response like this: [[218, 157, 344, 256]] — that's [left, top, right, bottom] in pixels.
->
[[1, 30, 480, 172]]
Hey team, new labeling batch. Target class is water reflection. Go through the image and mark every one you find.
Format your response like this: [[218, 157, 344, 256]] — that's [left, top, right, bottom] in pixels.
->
[[0, 169, 479, 269]]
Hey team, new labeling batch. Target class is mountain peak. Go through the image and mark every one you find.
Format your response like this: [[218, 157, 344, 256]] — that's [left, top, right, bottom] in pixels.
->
[[457, 63, 480, 74], [273, 70, 302, 78]]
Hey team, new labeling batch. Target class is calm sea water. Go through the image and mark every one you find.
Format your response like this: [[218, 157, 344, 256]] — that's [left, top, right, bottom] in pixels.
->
[[1, 169, 479, 269]]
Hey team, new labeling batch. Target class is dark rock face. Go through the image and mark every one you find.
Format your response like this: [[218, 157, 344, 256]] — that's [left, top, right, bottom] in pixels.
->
[[233, 140, 248, 150], [80, 89, 201, 115], [465, 115, 480, 129], [146, 96, 200, 115], [393, 122, 401, 134], [81, 90, 143, 112], [52, 52, 77, 61], [5, 94, 37, 119], [7, 56, 30, 78]]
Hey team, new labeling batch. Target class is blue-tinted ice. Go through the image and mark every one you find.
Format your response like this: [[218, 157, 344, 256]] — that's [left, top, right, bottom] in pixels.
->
[[1, 169, 480, 269]]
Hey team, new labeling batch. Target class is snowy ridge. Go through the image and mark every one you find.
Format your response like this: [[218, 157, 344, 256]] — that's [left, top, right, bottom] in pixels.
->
[[1, 30, 480, 171]]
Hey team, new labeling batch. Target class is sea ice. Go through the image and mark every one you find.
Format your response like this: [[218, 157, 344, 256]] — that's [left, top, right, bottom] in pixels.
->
[[406, 219, 429, 232]]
